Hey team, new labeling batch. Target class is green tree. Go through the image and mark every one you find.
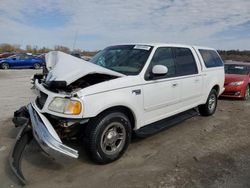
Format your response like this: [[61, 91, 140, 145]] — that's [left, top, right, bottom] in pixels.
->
[[54, 45, 70, 53], [38, 47, 51, 53], [0, 43, 16, 52]]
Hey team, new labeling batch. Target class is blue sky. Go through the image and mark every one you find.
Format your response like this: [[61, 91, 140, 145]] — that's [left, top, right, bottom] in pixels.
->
[[0, 0, 250, 50]]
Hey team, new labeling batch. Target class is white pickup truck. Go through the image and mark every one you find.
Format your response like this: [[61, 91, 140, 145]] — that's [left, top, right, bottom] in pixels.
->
[[10, 43, 224, 184]]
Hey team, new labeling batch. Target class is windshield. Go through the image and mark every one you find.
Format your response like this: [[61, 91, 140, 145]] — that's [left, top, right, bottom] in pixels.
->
[[89, 45, 152, 75], [225, 64, 249, 75], [7, 55, 17, 58]]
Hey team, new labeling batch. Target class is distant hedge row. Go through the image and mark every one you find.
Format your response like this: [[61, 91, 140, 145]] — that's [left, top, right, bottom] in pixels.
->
[[0, 43, 249, 61], [218, 50, 250, 62], [0, 43, 98, 57]]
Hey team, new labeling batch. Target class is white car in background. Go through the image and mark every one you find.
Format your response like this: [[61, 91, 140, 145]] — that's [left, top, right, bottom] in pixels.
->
[[10, 43, 224, 184]]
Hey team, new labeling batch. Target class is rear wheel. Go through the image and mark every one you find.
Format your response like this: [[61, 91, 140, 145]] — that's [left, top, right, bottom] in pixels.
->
[[1, 63, 9, 69], [243, 85, 249, 100], [33, 63, 40, 69], [198, 89, 218, 116], [84, 111, 131, 164]]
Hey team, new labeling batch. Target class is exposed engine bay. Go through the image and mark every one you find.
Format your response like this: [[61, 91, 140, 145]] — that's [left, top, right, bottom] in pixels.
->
[[43, 73, 118, 93]]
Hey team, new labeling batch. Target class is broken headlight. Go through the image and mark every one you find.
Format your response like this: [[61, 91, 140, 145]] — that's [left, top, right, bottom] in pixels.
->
[[48, 97, 82, 115]]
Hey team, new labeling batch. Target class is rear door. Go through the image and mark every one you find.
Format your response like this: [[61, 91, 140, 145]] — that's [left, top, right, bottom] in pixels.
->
[[16, 54, 28, 67], [23, 54, 34, 67], [173, 47, 203, 107], [24, 55, 35, 67]]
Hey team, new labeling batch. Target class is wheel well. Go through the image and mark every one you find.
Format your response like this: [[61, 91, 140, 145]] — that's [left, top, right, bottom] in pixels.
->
[[97, 106, 136, 129], [212, 85, 220, 96]]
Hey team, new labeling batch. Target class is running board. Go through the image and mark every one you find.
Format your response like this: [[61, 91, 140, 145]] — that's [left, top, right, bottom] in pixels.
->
[[135, 108, 198, 138]]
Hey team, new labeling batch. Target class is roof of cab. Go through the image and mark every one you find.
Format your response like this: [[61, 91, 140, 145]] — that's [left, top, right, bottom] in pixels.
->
[[111, 43, 216, 50]]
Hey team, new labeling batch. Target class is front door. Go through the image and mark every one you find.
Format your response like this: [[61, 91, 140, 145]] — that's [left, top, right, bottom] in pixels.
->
[[142, 47, 181, 125]]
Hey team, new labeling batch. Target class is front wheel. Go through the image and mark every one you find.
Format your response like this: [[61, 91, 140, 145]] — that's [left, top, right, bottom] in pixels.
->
[[198, 89, 218, 116], [33, 63, 40, 69], [84, 112, 131, 164], [1, 63, 9, 69], [243, 85, 249, 100]]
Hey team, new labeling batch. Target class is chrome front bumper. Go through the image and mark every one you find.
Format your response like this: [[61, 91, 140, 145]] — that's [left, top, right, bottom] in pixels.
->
[[28, 103, 79, 159], [10, 103, 79, 185]]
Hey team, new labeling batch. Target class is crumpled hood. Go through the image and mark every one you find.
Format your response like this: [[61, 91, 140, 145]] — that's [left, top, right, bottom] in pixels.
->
[[45, 51, 125, 85]]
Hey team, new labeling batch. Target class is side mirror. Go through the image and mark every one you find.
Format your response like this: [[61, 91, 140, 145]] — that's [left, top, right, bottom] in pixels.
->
[[152, 65, 168, 75]]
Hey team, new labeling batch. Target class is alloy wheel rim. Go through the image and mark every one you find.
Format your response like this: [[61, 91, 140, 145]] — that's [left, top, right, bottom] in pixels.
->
[[101, 122, 126, 155], [208, 94, 216, 111], [2, 64, 8, 69]]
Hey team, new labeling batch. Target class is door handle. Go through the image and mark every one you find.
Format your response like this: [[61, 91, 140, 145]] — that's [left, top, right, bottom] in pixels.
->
[[132, 89, 141, 95], [172, 83, 178, 87]]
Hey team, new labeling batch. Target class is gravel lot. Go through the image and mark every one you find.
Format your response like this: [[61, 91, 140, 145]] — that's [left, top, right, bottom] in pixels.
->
[[0, 69, 250, 188]]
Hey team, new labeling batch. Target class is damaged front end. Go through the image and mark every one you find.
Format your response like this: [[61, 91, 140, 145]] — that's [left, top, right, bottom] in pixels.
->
[[10, 51, 124, 185], [10, 103, 79, 185]]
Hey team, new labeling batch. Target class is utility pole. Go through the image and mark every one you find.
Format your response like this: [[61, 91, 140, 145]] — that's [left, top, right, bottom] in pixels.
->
[[72, 28, 78, 51]]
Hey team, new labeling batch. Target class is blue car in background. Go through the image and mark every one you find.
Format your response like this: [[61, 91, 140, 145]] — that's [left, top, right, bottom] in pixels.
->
[[0, 53, 44, 69]]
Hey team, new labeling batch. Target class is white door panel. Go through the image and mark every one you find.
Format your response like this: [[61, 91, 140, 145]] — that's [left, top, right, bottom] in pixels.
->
[[143, 80, 181, 111], [181, 75, 203, 102], [141, 46, 203, 127]]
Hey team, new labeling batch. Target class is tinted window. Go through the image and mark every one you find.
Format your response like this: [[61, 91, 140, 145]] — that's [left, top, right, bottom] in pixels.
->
[[24, 55, 31, 59], [199, 49, 223, 68], [18, 54, 26, 60], [149, 47, 176, 78], [225, 64, 249, 75], [11, 55, 20, 59], [173, 48, 198, 76]]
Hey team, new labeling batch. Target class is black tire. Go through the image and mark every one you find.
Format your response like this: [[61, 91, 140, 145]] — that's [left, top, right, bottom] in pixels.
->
[[243, 85, 249, 100], [33, 63, 40, 69], [198, 89, 218, 116], [1, 62, 9, 69], [84, 111, 131, 164]]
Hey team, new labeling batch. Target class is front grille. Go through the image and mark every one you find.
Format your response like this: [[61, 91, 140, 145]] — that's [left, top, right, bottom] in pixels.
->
[[35, 91, 48, 109]]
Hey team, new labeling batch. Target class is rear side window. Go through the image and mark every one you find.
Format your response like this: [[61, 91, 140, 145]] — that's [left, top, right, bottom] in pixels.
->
[[19, 54, 26, 60], [199, 49, 223, 68], [173, 48, 198, 76]]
